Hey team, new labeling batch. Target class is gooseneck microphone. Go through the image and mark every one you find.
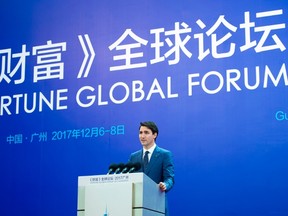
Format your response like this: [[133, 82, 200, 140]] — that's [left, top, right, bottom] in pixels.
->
[[128, 162, 141, 173], [120, 162, 133, 174], [107, 162, 141, 174], [114, 163, 125, 174], [107, 163, 118, 174]]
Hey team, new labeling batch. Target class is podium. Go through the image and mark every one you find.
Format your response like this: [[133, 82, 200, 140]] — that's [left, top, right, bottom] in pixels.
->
[[77, 173, 165, 216]]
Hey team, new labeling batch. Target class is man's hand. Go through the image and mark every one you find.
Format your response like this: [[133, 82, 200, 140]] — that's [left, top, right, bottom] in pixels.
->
[[159, 182, 166, 192]]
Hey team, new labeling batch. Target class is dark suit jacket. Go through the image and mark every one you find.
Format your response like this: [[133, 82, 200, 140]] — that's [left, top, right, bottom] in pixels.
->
[[129, 146, 175, 192]]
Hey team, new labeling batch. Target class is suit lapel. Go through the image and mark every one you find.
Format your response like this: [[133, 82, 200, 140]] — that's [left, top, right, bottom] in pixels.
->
[[145, 146, 160, 175], [137, 150, 143, 162]]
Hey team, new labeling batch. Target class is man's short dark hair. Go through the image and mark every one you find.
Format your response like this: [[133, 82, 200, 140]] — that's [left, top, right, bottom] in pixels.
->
[[139, 121, 159, 136]]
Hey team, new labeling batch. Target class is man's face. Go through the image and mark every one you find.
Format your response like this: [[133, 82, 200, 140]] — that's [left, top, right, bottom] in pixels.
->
[[139, 126, 157, 149]]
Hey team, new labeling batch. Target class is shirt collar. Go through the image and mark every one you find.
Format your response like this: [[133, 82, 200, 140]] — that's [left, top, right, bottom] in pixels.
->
[[143, 143, 156, 155]]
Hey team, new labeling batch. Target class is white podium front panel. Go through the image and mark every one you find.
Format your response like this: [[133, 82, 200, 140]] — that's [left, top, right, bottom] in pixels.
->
[[77, 173, 165, 216], [85, 182, 132, 216]]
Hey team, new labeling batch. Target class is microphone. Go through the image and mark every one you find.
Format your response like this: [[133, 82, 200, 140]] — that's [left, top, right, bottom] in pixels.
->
[[128, 162, 141, 173], [107, 163, 118, 174], [114, 163, 125, 174], [121, 162, 133, 174]]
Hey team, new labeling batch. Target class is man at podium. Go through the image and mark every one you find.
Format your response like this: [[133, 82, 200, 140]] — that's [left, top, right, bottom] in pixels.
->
[[129, 121, 175, 216]]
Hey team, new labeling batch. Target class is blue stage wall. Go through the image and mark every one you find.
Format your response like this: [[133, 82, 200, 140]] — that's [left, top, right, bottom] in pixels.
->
[[1, 0, 288, 215]]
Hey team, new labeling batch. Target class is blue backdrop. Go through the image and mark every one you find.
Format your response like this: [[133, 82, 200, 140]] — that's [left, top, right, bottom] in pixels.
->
[[1, 0, 288, 215]]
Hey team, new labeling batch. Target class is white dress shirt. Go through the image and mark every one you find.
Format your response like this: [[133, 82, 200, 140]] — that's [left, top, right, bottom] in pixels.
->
[[143, 143, 156, 162]]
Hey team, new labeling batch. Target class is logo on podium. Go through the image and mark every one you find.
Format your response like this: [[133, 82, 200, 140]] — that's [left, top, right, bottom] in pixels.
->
[[103, 205, 109, 216]]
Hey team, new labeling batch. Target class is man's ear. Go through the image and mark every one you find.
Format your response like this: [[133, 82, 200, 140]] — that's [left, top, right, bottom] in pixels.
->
[[153, 133, 157, 139]]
